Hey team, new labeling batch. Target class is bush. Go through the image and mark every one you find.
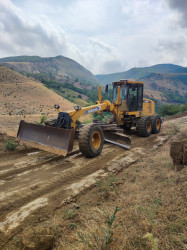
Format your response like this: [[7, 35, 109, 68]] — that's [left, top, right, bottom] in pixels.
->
[[36, 115, 47, 125], [5, 139, 18, 151], [96, 174, 120, 198], [181, 103, 187, 112], [158, 104, 181, 116], [156, 102, 187, 117], [78, 206, 120, 249]]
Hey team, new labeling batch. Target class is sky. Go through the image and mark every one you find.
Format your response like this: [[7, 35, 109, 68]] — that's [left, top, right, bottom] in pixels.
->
[[0, 0, 187, 74]]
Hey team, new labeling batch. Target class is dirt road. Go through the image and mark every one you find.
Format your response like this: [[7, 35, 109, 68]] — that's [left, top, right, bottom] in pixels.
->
[[0, 116, 186, 248]]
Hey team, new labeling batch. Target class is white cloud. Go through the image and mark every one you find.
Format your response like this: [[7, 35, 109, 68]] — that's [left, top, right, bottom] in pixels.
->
[[0, 0, 186, 74]]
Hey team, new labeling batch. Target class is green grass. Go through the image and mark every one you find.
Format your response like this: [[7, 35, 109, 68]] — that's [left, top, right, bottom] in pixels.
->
[[78, 206, 120, 249], [96, 174, 120, 198], [63, 208, 77, 219], [5, 139, 18, 151]]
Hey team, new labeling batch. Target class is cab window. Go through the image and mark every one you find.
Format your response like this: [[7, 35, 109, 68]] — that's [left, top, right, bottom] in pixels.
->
[[138, 85, 143, 109], [113, 85, 127, 102], [127, 85, 138, 111]]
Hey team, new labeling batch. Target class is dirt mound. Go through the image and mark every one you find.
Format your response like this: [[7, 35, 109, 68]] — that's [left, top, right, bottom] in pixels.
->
[[170, 131, 187, 171], [0, 131, 9, 151], [19, 225, 54, 250], [0, 131, 22, 153]]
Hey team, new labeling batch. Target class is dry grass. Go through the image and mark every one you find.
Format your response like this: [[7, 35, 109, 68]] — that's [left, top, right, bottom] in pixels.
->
[[0, 66, 75, 136], [52, 128, 187, 250], [0, 66, 74, 116]]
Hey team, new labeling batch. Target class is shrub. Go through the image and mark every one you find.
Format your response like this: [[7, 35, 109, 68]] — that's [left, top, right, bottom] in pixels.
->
[[63, 208, 77, 219], [181, 102, 187, 112], [158, 104, 181, 116], [5, 139, 18, 151], [156, 102, 187, 117], [36, 115, 47, 125], [96, 174, 120, 198], [78, 206, 120, 249]]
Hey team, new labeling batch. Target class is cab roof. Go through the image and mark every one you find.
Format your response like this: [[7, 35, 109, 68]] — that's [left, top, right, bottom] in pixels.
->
[[113, 79, 144, 85]]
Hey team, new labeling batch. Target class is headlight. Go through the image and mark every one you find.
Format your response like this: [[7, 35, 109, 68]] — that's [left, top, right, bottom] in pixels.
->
[[74, 106, 81, 111]]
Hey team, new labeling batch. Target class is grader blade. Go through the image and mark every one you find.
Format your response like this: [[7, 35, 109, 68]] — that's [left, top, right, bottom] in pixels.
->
[[103, 131, 131, 150], [17, 120, 75, 156]]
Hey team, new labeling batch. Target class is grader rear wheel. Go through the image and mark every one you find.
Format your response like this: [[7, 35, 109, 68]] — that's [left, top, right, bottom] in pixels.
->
[[137, 116, 152, 137], [151, 115, 161, 134], [79, 123, 104, 158]]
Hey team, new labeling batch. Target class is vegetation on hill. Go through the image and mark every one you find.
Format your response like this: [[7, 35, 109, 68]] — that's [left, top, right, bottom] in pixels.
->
[[39, 78, 110, 106], [156, 102, 187, 117], [0, 55, 99, 85]]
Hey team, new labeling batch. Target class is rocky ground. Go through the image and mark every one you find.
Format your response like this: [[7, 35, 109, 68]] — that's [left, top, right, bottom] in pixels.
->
[[0, 115, 186, 249]]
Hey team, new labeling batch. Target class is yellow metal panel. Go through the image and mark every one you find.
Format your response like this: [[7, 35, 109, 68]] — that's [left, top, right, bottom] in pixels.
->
[[126, 111, 141, 117], [142, 98, 155, 116], [98, 85, 102, 103], [69, 101, 110, 128], [117, 86, 121, 105]]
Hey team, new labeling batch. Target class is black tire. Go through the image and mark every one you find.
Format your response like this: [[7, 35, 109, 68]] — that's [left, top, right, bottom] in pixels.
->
[[137, 116, 152, 137], [151, 115, 161, 134], [79, 123, 104, 158]]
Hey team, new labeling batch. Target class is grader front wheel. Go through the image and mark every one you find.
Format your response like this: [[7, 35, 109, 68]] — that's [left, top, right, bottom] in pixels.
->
[[79, 123, 104, 158]]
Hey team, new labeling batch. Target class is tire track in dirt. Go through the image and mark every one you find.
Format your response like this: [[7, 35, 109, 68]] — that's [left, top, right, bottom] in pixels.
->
[[0, 132, 163, 220], [0, 149, 80, 179], [0, 155, 62, 179], [0, 134, 164, 220], [0, 146, 124, 220]]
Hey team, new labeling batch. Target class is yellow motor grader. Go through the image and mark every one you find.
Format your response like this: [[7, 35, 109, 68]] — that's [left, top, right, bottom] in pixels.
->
[[17, 80, 162, 157]]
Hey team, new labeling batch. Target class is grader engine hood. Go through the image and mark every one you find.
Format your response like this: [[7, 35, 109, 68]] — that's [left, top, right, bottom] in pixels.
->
[[17, 120, 75, 156]]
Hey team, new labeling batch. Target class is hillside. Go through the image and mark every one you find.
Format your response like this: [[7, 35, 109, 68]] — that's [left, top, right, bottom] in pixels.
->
[[0, 65, 75, 135], [0, 55, 99, 85], [96, 64, 187, 104]]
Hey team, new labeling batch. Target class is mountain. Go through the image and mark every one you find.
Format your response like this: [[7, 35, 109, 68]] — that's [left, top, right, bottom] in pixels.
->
[[96, 64, 187, 104], [0, 65, 75, 116], [96, 64, 186, 83], [0, 55, 99, 85]]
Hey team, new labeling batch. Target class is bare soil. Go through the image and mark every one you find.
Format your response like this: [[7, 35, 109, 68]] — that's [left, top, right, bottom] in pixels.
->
[[0, 66, 75, 136], [0, 115, 186, 249]]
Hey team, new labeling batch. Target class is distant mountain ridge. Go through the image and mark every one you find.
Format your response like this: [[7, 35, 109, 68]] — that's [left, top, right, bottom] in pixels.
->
[[1, 56, 186, 104], [96, 64, 187, 84], [0, 55, 99, 84], [96, 64, 187, 104]]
